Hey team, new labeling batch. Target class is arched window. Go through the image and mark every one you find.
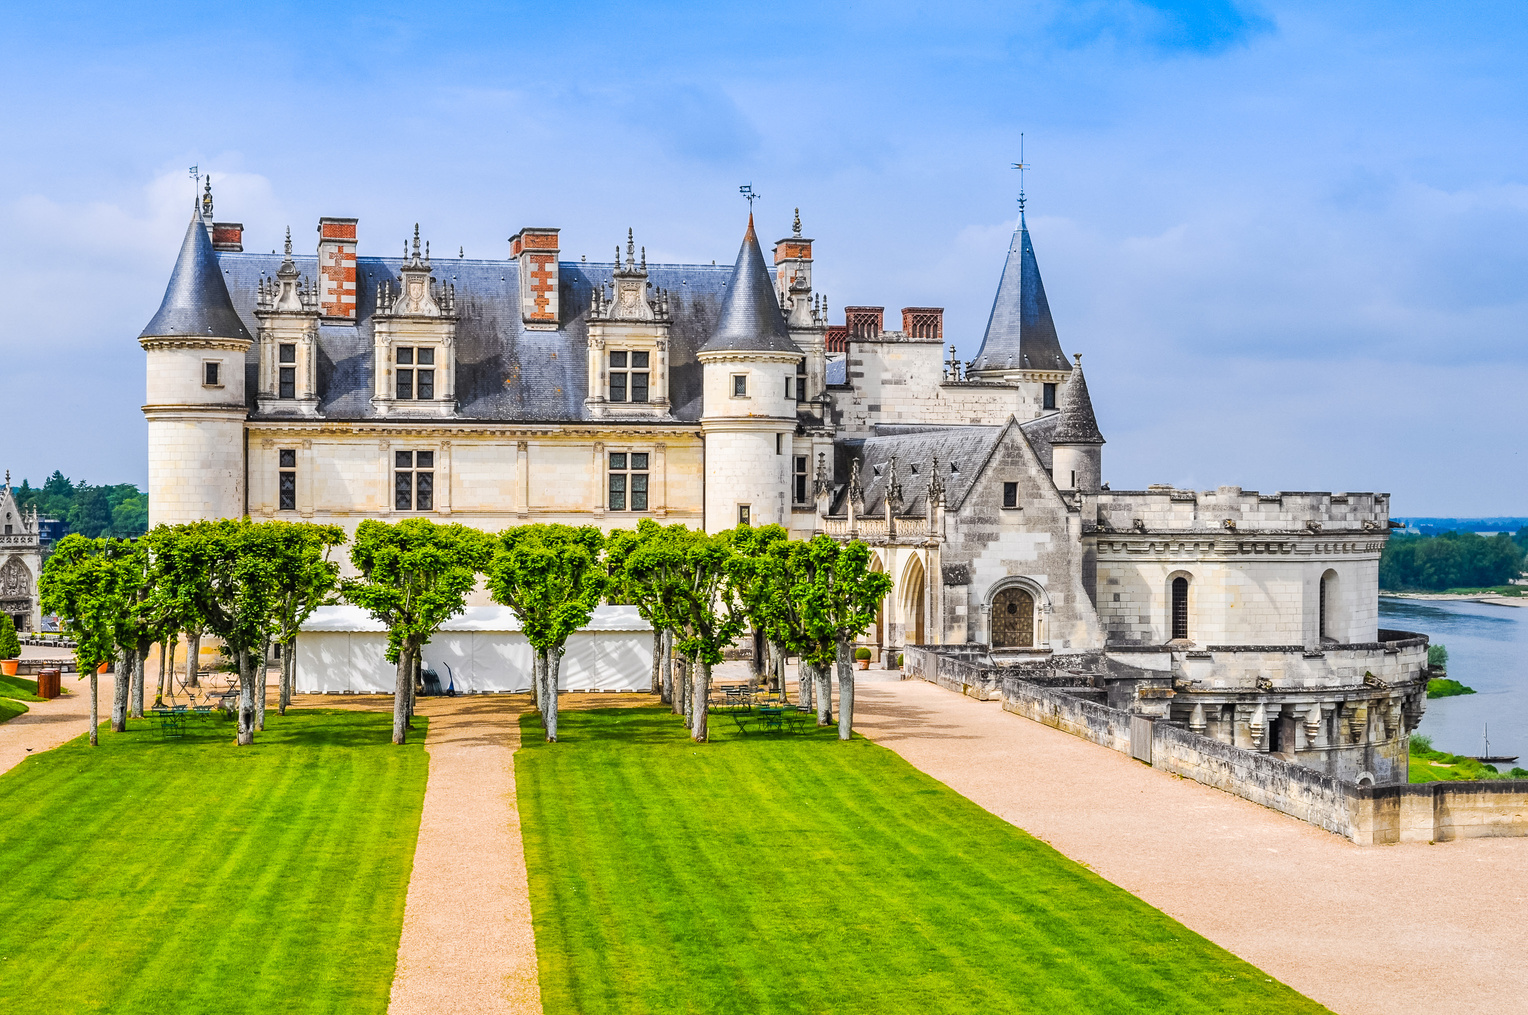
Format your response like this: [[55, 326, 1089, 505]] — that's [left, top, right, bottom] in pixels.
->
[[992, 587, 1035, 648], [1319, 569, 1338, 642], [1170, 576, 1189, 641]]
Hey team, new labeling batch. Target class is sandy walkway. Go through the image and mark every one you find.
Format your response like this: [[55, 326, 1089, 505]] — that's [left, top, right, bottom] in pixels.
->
[[852, 679, 1528, 1015]]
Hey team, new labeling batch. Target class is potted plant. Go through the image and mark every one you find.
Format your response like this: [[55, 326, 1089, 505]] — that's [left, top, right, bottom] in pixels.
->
[[855, 646, 872, 670], [0, 616, 21, 677]]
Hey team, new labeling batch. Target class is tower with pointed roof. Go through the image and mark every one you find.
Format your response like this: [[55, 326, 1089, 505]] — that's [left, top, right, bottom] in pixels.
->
[[967, 211, 1072, 409], [1050, 353, 1105, 493], [140, 202, 256, 526], [698, 215, 803, 531]]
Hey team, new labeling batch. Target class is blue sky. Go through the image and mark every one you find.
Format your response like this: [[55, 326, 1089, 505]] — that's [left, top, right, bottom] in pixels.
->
[[1, 1, 1524, 513]]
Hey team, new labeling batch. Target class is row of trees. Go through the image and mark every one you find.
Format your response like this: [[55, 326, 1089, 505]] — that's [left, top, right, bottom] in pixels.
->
[[1379, 529, 1528, 591], [13, 471, 148, 539], [40, 517, 893, 747]]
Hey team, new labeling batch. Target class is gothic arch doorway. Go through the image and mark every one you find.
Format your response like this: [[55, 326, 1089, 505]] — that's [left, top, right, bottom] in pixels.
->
[[870, 555, 886, 652], [902, 555, 926, 646], [992, 587, 1036, 648]]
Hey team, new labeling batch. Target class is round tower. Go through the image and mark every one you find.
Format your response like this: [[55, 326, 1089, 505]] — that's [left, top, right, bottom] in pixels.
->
[[1050, 353, 1105, 493], [140, 202, 254, 526], [698, 214, 803, 532]]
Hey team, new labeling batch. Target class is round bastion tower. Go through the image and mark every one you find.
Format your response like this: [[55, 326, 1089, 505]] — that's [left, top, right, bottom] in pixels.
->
[[140, 203, 254, 526], [698, 215, 804, 532]]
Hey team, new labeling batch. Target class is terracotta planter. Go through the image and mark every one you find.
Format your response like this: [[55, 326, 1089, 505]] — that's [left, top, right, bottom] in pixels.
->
[[857, 660, 869, 670], [0, 659, 17, 677]]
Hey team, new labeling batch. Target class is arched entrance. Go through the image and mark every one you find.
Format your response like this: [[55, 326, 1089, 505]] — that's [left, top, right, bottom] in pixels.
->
[[902, 556, 926, 646], [991, 587, 1035, 648], [870, 555, 886, 654]]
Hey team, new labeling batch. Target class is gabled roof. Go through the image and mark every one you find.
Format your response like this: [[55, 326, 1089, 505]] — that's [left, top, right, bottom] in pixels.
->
[[833, 425, 1007, 516], [970, 213, 1069, 374], [139, 207, 254, 342], [1051, 357, 1104, 445], [697, 215, 799, 356]]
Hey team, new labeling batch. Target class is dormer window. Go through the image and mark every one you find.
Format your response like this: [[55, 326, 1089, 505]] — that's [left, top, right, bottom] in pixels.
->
[[396, 347, 435, 400], [609, 351, 649, 403]]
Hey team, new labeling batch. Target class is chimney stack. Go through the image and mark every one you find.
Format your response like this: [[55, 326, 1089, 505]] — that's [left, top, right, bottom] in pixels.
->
[[844, 306, 884, 340], [510, 227, 560, 329], [211, 223, 244, 252], [901, 307, 943, 340], [317, 217, 358, 322]]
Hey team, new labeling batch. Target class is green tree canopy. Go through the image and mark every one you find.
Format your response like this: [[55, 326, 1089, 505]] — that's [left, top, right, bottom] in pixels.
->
[[341, 518, 495, 744], [1379, 531, 1527, 591]]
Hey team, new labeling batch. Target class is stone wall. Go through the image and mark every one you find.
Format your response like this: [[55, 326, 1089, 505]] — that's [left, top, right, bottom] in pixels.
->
[[903, 646, 1528, 845]]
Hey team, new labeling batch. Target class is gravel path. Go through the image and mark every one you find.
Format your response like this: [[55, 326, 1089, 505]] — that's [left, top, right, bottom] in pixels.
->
[[852, 679, 1528, 1015]]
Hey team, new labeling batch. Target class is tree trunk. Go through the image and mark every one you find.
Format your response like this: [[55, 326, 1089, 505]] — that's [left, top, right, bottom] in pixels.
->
[[681, 656, 694, 725], [111, 649, 129, 732], [255, 648, 268, 731], [799, 659, 814, 710], [278, 643, 292, 715], [392, 643, 411, 745], [749, 628, 765, 689], [660, 629, 674, 705], [130, 649, 145, 718], [545, 648, 561, 742], [89, 670, 99, 747], [407, 650, 419, 727], [691, 660, 710, 742], [837, 637, 855, 740], [186, 630, 200, 689], [154, 639, 168, 707], [816, 658, 833, 727], [237, 647, 255, 745], [651, 628, 663, 695]]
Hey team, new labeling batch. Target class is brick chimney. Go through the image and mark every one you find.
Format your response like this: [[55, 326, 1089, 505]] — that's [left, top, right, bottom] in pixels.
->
[[211, 222, 243, 252], [844, 306, 883, 340], [317, 217, 358, 322], [824, 326, 848, 353], [510, 227, 560, 329], [901, 307, 943, 339]]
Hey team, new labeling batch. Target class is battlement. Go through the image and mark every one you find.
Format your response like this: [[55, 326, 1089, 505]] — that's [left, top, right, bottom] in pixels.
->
[[1097, 486, 1390, 534]]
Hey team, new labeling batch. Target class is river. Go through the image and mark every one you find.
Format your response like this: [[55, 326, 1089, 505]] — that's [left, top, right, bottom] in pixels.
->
[[1380, 597, 1528, 765]]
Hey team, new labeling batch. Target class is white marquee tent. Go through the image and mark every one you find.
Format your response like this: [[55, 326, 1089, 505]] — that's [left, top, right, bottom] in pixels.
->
[[295, 604, 654, 694]]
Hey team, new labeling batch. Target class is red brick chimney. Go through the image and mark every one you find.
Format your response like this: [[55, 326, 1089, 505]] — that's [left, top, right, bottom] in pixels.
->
[[844, 306, 883, 340], [211, 222, 243, 252], [317, 217, 358, 322], [901, 307, 943, 339], [510, 228, 560, 329]]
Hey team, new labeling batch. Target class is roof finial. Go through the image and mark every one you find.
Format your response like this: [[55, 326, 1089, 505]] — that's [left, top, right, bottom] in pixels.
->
[[283, 226, 292, 258], [459, 246, 464, 258], [792, 207, 802, 237], [3, 471, 9, 489], [1073, 352, 1082, 366], [412, 224, 421, 260], [640, 245, 646, 270], [626, 228, 635, 268], [202, 175, 213, 219], [1010, 132, 1030, 215]]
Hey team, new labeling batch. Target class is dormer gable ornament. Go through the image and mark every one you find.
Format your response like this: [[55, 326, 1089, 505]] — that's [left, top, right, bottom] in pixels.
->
[[589, 228, 670, 323], [376, 224, 456, 318], [256, 227, 318, 314]]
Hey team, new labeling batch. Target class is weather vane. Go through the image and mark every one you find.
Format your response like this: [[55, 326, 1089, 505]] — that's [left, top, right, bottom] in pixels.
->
[[189, 165, 200, 192], [738, 183, 761, 212], [1010, 133, 1030, 213]]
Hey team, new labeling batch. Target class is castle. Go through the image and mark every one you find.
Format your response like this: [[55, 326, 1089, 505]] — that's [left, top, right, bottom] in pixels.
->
[[140, 180, 1428, 784]]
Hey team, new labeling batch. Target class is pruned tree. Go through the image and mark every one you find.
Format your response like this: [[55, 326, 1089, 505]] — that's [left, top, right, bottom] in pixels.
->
[[341, 518, 494, 744], [621, 523, 709, 723], [606, 519, 687, 705], [796, 536, 893, 740], [264, 521, 346, 716], [39, 534, 130, 745], [726, 524, 791, 692], [488, 524, 607, 742], [666, 530, 747, 742]]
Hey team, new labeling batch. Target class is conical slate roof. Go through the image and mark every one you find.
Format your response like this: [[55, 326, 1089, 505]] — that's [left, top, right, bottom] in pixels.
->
[[1051, 356, 1104, 444], [697, 214, 798, 356], [139, 206, 254, 341], [970, 214, 1069, 373]]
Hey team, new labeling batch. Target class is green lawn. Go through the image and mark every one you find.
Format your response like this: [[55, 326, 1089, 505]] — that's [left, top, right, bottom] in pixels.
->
[[517, 708, 1329, 1015], [0, 710, 429, 1014], [0, 697, 26, 723]]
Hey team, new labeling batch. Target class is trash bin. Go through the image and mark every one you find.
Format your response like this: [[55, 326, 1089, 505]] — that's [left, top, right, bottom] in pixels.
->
[[37, 668, 61, 700]]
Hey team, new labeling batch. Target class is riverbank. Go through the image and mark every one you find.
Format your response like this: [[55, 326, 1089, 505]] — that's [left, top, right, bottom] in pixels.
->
[[1384, 590, 1527, 608]]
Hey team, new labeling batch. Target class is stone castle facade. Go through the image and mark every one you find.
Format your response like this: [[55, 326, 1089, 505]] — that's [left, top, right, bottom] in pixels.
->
[[140, 181, 1428, 784]]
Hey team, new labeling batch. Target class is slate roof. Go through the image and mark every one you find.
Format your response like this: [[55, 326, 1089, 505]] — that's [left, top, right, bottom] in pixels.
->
[[140, 209, 255, 342], [832, 425, 1006, 516], [1051, 357, 1104, 444], [697, 215, 799, 356], [216, 250, 738, 422], [970, 213, 1070, 374]]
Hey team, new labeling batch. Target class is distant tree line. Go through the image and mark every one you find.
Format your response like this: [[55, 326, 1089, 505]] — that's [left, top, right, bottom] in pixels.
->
[[12, 471, 148, 540], [1379, 528, 1528, 591]]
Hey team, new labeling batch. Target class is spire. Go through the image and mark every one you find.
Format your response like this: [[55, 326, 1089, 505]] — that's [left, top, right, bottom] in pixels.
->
[[698, 214, 798, 355], [1052, 353, 1105, 444], [969, 213, 1069, 374], [139, 205, 253, 341]]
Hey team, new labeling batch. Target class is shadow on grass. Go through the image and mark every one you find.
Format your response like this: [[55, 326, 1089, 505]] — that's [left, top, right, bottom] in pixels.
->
[[70, 710, 426, 753], [523, 706, 851, 750]]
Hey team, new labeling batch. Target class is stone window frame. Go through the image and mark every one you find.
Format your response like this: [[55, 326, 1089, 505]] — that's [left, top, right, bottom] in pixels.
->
[[607, 449, 651, 512], [1042, 382, 1057, 411], [607, 349, 651, 404], [202, 359, 223, 388], [737, 503, 751, 526], [395, 346, 438, 401], [792, 455, 809, 504], [1001, 481, 1020, 509], [277, 343, 297, 400], [1167, 570, 1194, 643], [730, 373, 748, 398], [394, 449, 436, 511], [278, 449, 297, 511]]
